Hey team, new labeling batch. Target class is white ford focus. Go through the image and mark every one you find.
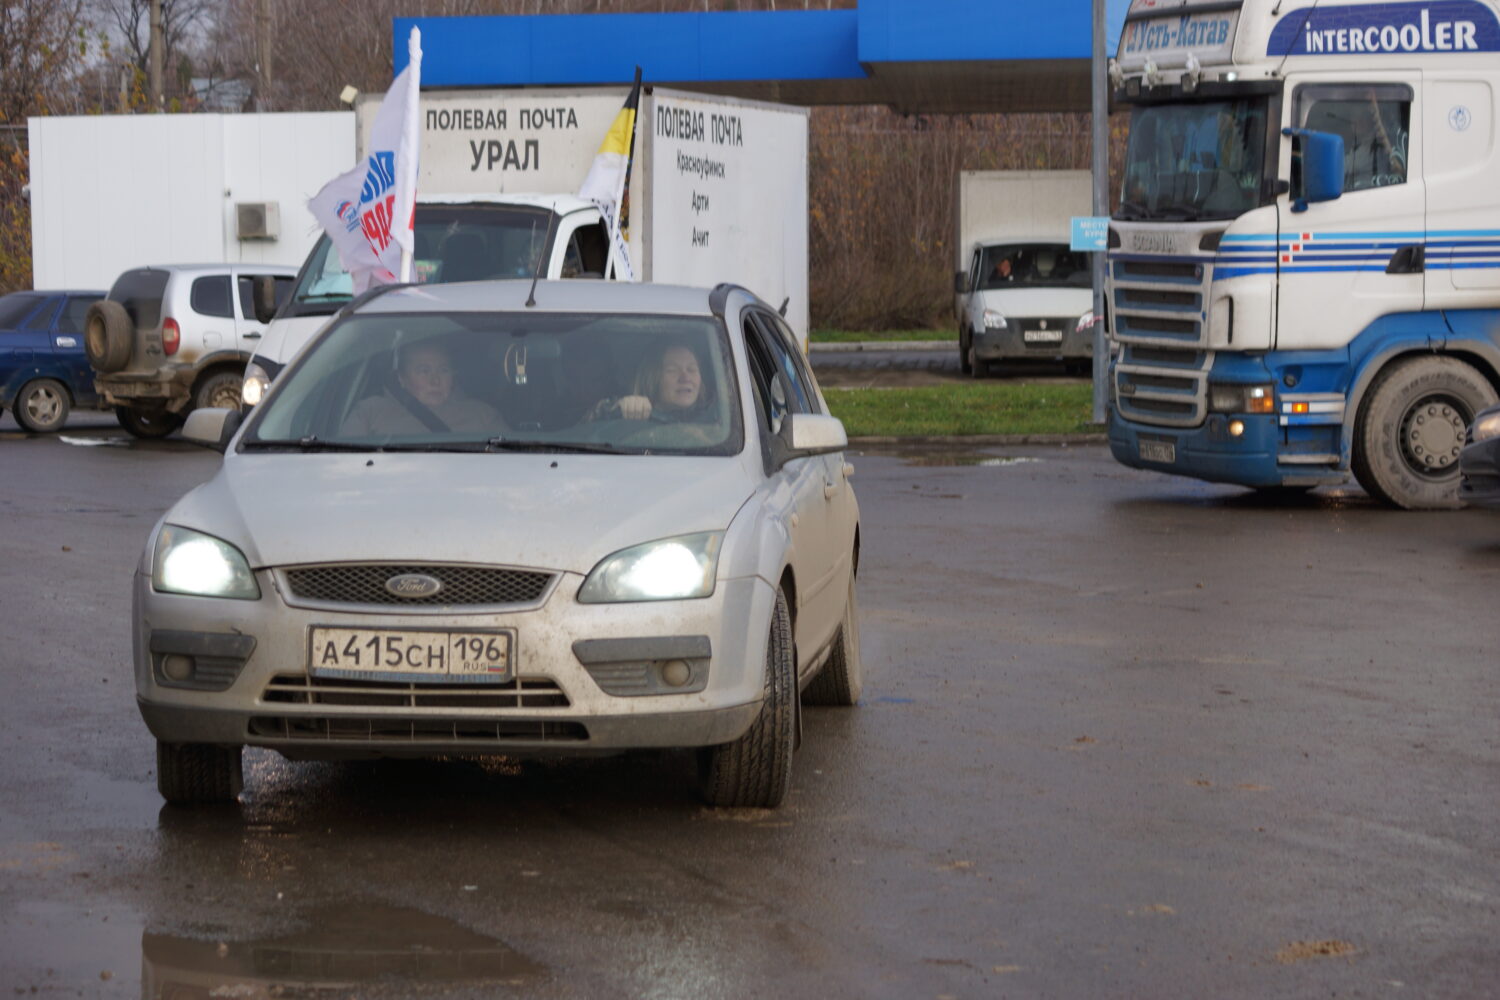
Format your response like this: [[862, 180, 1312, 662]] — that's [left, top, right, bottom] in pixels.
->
[[135, 280, 861, 808]]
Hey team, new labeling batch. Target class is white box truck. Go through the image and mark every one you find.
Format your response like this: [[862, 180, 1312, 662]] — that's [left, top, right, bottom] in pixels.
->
[[953, 170, 1097, 376], [242, 87, 809, 405]]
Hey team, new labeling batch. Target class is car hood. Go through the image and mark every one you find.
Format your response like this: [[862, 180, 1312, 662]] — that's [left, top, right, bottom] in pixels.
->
[[974, 287, 1092, 318], [169, 452, 756, 575]]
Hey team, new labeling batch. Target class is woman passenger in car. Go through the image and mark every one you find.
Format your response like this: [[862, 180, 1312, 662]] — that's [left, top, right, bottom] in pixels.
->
[[341, 340, 504, 436], [591, 343, 714, 423]]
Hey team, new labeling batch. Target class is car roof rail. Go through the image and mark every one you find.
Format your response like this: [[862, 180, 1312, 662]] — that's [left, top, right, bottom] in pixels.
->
[[338, 281, 417, 319]]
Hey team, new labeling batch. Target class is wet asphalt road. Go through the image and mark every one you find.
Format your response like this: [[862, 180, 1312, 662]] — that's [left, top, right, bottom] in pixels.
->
[[1, 412, 1497, 998]]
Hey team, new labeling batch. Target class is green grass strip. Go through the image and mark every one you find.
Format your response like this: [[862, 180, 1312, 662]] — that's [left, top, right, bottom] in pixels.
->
[[811, 328, 957, 343], [823, 383, 1096, 437]]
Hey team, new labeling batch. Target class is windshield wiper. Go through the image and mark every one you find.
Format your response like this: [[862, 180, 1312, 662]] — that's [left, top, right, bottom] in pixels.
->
[[242, 437, 376, 452], [485, 438, 628, 455], [1116, 201, 1148, 220]]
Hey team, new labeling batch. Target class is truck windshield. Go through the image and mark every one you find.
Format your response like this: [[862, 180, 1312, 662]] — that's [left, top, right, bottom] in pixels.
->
[[284, 205, 556, 317], [1118, 99, 1269, 221]]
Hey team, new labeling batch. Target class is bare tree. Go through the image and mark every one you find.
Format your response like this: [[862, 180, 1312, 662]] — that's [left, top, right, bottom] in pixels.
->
[[95, 0, 216, 103]]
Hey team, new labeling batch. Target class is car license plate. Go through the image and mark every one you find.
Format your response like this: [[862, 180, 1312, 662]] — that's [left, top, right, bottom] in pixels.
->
[[309, 627, 514, 683], [1023, 328, 1063, 343], [1139, 439, 1176, 464]]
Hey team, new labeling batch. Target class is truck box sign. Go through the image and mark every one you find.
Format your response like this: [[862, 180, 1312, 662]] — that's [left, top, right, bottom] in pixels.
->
[[1267, 1, 1500, 55], [1117, 0, 1239, 69]]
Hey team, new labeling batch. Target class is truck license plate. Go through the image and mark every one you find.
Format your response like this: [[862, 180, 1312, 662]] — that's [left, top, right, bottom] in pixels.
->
[[1023, 328, 1063, 343], [309, 627, 514, 683], [1139, 439, 1176, 464]]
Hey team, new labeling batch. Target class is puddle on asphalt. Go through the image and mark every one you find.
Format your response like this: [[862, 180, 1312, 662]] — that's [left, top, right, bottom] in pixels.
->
[[857, 447, 1045, 468], [58, 434, 130, 448], [142, 901, 546, 996]]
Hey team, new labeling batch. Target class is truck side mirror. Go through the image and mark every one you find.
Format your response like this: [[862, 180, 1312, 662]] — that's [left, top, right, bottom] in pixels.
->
[[1284, 127, 1344, 212], [252, 275, 279, 324], [954, 271, 968, 294]]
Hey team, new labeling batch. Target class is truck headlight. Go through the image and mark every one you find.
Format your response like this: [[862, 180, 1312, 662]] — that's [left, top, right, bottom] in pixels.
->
[[578, 532, 723, 603], [152, 525, 260, 600], [1208, 382, 1275, 415], [982, 310, 1007, 331], [1472, 411, 1500, 443], [241, 362, 270, 408]]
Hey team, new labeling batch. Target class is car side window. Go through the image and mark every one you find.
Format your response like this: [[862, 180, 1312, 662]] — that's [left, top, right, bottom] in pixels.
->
[[1296, 83, 1411, 193], [969, 249, 983, 293], [58, 297, 98, 334], [742, 316, 786, 436], [191, 275, 234, 319], [22, 298, 59, 331], [749, 312, 815, 415], [236, 276, 292, 320], [764, 313, 821, 414]]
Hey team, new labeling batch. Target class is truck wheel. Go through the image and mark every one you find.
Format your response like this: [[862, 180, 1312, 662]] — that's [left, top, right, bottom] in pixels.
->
[[116, 406, 183, 439], [1352, 356, 1497, 510], [699, 588, 795, 808], [194, 371, 243, 412], [157, 741, 242, 804], [959, 328, 973, 375], [14, 379, 70, 433], [802, 569, 862, 707], [84, 300, 134, 374], [967, 345, 989, 378]]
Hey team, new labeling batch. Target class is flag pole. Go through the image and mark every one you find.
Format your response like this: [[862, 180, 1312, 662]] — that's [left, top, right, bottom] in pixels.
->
[[399, 26, 422, 283]]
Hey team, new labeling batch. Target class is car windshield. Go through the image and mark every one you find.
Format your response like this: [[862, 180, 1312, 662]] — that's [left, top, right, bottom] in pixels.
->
[[284, 205, 556, 317], [245, 311, 742, 456], [1117, 97, 1270, 221], [978, 244, 1091, 290]]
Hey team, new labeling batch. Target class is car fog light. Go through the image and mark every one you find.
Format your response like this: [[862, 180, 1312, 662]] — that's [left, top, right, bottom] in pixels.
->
[[1228, 419, 1245, 437], [660, 659, 691, 687], [162, 654, 194, 681]]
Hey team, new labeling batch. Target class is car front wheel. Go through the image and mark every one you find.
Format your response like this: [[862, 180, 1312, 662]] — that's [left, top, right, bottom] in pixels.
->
[[699, 588, 795, 808], [157, 742, 243, 804]]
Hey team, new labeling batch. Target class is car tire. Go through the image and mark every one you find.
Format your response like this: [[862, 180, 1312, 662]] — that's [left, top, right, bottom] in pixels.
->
[[84, 300, 134, 374], [802, 569, 862, 707], [699, 588, 795, 808], [959, 327, 972, 375], [116, 406, 183, 439], [1351, 356, 1497, 510], [14, 379, 70, 433], [967, 345, 989, 379], [194, 371, 243, 412], [157, 741, 243, 804]]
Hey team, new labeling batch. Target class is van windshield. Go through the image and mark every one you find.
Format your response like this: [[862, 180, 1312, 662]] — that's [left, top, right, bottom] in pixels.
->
[[978, 244, 1091, 290], [284, 205, 556, 318]]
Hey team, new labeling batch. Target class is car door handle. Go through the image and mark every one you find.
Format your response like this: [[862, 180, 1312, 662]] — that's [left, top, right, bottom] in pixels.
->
[[243, 331, 262, 339]]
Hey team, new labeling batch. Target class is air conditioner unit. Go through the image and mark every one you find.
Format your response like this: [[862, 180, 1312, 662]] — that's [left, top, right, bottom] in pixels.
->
[[236, 201, 280, 240]]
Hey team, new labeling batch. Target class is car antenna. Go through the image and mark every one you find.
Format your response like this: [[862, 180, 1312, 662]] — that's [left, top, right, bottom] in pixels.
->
[[778, 297, 790, 318], [525, 203, 559, 309]]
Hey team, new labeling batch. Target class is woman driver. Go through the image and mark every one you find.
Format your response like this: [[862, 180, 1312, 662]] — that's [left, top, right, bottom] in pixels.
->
[[594, 343, 713, 423]]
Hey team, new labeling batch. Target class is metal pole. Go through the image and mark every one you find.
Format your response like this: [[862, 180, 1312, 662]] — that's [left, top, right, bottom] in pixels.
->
[[1090, 0, 1109, 424]]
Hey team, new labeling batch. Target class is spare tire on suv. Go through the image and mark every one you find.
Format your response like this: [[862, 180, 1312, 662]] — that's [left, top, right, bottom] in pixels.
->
[[84, 300, 133, 374]]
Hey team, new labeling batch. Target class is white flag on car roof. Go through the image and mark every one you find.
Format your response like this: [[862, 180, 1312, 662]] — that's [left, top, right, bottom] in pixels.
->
[[308, 27, 422, 295]]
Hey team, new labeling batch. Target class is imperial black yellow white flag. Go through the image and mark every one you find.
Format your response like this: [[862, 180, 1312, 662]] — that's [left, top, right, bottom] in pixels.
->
[[578, 67, 642, 280]]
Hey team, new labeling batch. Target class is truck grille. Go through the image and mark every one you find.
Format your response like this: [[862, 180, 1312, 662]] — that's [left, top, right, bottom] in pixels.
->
[[1109, 253, 1214, 427], [262, 674, 569, 709], [279, 564, 555, 610]]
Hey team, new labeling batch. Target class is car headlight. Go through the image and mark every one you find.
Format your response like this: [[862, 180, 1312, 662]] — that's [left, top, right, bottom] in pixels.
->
[[578, 532, 723, 603], [1075, 310, 1098, 333], [241, 363, 270, 408], [1208, 382, 1275, 415], [152, 525, 260, 600], [1472, 411, 1500, 443], [982, 309, 1007, 331]]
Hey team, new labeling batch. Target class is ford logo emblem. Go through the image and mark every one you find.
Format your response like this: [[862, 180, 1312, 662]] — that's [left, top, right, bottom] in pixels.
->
[[386, 573, 443, 598]]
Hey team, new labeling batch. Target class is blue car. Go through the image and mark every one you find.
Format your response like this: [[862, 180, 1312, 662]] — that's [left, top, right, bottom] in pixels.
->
[[0, 289, 106, 432]]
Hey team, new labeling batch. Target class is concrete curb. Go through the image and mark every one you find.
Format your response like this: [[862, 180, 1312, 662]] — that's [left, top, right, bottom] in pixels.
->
[[810, 340, 954, 353], [849, 433, 1107, 446]]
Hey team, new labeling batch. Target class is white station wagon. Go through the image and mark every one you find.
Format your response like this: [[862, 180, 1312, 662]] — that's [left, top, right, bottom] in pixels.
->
[[135, 280, 861, 808]]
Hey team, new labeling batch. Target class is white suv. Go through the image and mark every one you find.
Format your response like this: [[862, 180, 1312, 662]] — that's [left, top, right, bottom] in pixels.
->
[[86, 264, 296, 437]]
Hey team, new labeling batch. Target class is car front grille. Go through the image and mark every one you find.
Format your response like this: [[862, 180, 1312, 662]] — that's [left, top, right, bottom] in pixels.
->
[[279, 564, 555, 609], [248, 715, 588, 743], [261, 674, 570, 709]]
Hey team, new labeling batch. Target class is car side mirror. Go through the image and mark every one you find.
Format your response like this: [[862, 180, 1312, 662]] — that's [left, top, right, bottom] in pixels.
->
[[252, 275, 279, 324], [1284, 127, 1344, 212], [954, 271, 968, 294], [775, 412, 848, 464], [182, 407, 242, 453]]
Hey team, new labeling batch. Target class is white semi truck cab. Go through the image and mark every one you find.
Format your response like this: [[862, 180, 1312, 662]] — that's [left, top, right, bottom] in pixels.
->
[[1107, 0, 1500, 507]]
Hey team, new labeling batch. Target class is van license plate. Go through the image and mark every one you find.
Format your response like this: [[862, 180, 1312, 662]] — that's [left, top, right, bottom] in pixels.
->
[[1023, 329, 1063, 343], [309, 628, 514, 683], [1139, 440, 1176, 464]]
